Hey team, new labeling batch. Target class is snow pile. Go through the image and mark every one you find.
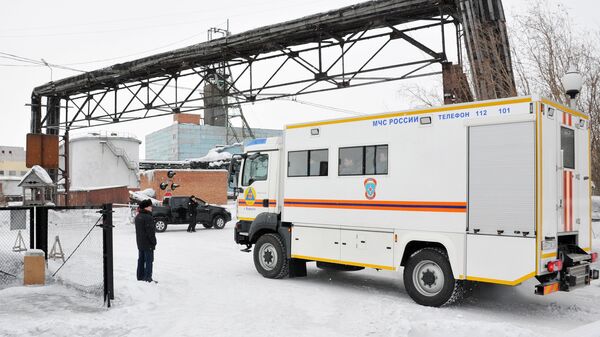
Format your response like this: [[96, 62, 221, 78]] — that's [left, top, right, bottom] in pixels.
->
[[19, 165, 53, 185], [592, 196, 600, 221], [128, 190, 161, 206], [189, 147, 233, 163]]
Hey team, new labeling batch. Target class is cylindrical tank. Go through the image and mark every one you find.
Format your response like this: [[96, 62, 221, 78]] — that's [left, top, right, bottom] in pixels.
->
[[68, 131, 141, 190]]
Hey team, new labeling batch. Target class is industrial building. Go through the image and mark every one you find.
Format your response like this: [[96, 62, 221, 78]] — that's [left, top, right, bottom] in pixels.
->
[[145, 114, 281, 161], [0, 146, 28, 203]]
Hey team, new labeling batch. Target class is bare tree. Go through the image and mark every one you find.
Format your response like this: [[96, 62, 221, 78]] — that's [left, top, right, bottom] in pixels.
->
[[511, 0, 600, 187]]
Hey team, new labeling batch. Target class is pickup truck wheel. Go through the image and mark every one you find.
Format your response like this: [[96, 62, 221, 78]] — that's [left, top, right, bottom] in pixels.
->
[[203, 223, 213, 229], [403, 247, 460, 307], [212, 214, 226, 229], [253, 233, 289, 279], [154, 218, 167, 233]]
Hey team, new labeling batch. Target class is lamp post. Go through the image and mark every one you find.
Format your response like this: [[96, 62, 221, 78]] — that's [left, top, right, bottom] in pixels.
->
[[561, 65, 583, 108]]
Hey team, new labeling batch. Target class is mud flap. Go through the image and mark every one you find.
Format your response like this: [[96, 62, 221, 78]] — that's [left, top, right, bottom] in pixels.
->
[[289, 258, 307, 278]]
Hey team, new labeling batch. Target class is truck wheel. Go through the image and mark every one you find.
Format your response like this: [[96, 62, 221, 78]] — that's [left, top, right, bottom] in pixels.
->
[[154, 218, 167, 233], [203, 223, 213, 229], [403, 247, 461, 307], [253, 233, 289, 279], [212, 215, 226, 229]]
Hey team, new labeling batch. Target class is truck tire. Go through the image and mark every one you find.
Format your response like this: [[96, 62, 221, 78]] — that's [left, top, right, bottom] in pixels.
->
[[154, 218, 168, 233], [253, 233, 289, 279], [212, 214, 226, 229], [403, 247, 462, 307]]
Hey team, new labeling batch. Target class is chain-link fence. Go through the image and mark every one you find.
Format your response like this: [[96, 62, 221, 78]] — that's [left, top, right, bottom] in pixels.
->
[[47, 208, 105, 295], [0, 208, 31, 288], [0, 205, 114, 307]]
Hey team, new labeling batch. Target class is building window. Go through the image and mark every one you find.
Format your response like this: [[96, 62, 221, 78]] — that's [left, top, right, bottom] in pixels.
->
[[0, 170, 4, 175], [339, 145, 388, 176], [288, 149, 328, 177], [20, 171, 27, 176], [8, 170, 16, 176]]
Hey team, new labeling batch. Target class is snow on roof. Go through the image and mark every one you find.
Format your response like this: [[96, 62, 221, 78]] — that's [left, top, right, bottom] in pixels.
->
[[69, 185, 128, 192], [188, 147, 233, 163], [19, 165, 53, 186]]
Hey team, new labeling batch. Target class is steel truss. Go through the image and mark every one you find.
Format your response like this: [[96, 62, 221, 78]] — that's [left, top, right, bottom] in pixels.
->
[[33, 18, 455, 134]]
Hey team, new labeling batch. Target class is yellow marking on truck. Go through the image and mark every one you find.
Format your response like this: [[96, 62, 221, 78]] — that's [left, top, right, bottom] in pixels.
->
[[535, 102, 544, 275], [466, 272, 536, 286], [583, 247, 591, 252], [238, 217, 256, 221], [286, 97, 532, 129], [541, 252, 557, 259], [291, 254, 396, 271], [590, 128, 593, 251], [541, 98, 589, 120]]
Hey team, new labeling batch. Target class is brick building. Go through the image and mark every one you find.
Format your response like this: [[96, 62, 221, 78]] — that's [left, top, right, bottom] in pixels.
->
[[140, 169, 228, 205]]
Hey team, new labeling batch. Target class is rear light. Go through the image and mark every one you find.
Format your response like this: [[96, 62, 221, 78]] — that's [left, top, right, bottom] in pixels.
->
[[591, 252, 598, 263], [547, 260, 563, 273]]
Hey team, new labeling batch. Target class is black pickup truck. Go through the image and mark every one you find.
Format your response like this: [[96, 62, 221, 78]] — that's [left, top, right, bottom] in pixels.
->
[[152, 196, 231, 232]]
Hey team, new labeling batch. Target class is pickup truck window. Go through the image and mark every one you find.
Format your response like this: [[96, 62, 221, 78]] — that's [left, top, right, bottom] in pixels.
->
[[242, 154, 269, 186]]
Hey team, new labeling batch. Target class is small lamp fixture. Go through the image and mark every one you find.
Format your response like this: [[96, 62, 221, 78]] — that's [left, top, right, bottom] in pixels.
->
[[561, 65, 583, 101]]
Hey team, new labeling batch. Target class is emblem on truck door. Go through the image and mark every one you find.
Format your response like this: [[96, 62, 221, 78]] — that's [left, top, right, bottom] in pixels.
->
[[244, 187, 257, 206], [364, 178, 377, 200]]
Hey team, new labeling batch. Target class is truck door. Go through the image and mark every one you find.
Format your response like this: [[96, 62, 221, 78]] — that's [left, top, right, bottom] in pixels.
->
[[237, 152, 279, 221], [558, 113, 590, 243], [466, 121, 537, 284]]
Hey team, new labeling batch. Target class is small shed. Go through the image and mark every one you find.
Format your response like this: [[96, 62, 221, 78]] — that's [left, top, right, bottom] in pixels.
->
[[18, 166, 55, 206]]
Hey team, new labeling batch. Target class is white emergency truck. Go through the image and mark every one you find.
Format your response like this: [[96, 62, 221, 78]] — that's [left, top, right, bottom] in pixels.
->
[[232, 96, 598, 307]]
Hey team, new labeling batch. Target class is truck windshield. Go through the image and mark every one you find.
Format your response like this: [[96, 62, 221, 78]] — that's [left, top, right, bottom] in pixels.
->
[[242, 154, 269, 186]]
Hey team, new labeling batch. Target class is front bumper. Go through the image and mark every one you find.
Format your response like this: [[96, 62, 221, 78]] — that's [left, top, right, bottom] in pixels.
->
[[234, 220, 252, 245]]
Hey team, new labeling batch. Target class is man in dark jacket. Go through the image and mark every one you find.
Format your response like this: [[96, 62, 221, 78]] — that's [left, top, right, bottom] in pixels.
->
[[135, 199, 157, 282], [187, 196, 199, 232]]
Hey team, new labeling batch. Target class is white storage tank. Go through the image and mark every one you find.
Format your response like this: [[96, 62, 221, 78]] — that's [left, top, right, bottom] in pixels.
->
[[67, 131, 141, 190]]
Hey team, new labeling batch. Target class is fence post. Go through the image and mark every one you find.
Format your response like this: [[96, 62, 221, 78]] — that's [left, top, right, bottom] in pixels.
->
[[35, 207, 48, 259], [101, 203, 114, 307], [29, 207, 35, 249]]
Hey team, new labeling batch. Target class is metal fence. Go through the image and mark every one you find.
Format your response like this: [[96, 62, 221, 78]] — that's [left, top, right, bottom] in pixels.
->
[[0, 204, 114, 307], [0, 207, 32, 286]]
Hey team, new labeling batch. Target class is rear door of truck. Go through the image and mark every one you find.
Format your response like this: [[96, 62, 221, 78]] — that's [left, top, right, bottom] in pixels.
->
[[466, 113, 537, 285]]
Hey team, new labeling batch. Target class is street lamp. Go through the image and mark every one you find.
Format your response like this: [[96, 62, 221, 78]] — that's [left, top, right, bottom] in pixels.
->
[[561, 65, 583, 108]]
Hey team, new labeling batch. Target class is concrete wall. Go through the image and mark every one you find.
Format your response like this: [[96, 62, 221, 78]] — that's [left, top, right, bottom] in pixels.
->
[[140, 169, 228, 205]]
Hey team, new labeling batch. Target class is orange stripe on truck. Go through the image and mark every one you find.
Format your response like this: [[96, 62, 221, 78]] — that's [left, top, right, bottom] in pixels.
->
[[284, 199, 467, 213]]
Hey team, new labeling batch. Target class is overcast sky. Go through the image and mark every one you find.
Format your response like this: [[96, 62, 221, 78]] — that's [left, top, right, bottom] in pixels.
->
[[1, 0, 598, 158]]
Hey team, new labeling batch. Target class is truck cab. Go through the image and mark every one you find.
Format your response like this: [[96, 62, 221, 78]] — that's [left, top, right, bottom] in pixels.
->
[[234, 138, 283, 246]]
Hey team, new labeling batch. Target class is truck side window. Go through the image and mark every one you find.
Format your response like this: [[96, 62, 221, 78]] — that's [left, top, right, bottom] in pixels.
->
[[242, 154, 269, 186], [288, 151, 308, 177], [288, 149, 328, 177], [561, 127, 575, 169], [340, 145, 388, 176], [339, 147, 363, 175]]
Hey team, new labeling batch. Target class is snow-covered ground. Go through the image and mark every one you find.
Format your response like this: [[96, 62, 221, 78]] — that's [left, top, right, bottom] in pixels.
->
[[1, 205, 600, 337]]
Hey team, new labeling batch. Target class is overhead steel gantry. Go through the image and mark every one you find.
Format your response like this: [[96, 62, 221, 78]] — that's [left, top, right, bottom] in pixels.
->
[[32, 0, 462, 134], [29, 0, 515, 203]]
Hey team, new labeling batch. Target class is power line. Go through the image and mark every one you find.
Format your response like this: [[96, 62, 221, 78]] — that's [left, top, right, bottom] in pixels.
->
[[278, 97, 366, 116], [0, 52, 86, 73]]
